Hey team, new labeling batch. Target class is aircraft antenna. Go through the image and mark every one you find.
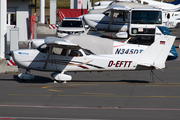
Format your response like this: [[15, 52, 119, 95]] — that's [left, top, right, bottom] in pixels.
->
[[150, 70, 164, 83]]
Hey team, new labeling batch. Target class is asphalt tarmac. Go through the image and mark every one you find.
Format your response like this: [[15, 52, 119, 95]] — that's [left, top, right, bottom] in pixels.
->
[[1, 28, 180, 120]]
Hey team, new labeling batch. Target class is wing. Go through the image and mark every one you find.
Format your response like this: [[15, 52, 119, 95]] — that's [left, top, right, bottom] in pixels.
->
[[44, 37, 81, 49], [108, 4, 131, 11]]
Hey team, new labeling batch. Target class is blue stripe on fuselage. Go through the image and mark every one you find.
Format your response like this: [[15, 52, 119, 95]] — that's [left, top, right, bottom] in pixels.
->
[[94, 21, 128, 26]]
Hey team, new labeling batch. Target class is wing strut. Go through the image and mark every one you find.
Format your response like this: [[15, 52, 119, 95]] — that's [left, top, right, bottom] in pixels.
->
[[108, 10, 114, 30], [43, 45, 53, 69]]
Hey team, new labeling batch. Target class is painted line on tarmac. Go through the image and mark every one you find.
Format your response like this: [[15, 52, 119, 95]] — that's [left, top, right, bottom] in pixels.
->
[[57, 95, 180, 98], [1, 105, 180, 111], [8, 94, 180, 98], [0, 116, 103, 120], [166, 67, 180, 69], [47, 89, 62, 92], [146, 83, 180, 87], [67, 84, 99, 86], [9, 94, 52, 96]]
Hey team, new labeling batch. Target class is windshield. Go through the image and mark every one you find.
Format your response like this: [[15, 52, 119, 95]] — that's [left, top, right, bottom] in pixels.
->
[[82, 49, 95, 55], [60, 20, 83, 27], [131, 11, 162, 24]]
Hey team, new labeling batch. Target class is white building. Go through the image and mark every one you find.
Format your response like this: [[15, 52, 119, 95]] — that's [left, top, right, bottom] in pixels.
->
[[7, 0, 31, 41]]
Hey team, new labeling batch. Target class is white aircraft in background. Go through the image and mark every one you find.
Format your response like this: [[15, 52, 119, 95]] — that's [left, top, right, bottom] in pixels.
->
[[92, 0, 180, 12], [92, 0, 113, 9], [137, 0, 180, 12], [92, 0, 135, 10], [5, 26, 176, 83], [94, 0, 113, 6], [83, 2, 180, 38]]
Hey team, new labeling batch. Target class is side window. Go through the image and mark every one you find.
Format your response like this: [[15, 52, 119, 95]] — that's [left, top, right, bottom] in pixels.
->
[[68, 49, 83, 57], [103, 10, 111, 17], [37, 44, 49, 53], [167, 13, 170, 19], [114, 11, 127, 21], [52, 47, 67, 56], [82, 49, 94, 55]]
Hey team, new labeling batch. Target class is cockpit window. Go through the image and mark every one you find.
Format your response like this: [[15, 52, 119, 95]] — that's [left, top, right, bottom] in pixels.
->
[[52, 47, 67, 56], [37, 43, 49, 53], [103, 10, 111, 17], [82, 49, 94, 55], [68, 49, 83, 57]]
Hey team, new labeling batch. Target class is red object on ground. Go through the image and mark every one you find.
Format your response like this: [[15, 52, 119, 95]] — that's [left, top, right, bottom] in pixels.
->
[[57, 9, 88, 22], [28, 15, 36, 39]]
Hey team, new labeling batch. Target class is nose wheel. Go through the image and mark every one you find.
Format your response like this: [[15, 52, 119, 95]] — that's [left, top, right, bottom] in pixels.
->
[[18, 69, 34, 81]]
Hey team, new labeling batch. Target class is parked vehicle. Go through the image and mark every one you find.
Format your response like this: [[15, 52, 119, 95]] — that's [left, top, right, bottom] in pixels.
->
[[56, 17, 88, 38]]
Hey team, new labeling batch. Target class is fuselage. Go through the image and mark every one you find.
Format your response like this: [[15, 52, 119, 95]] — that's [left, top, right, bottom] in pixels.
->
[[11, 48, 142, 72]]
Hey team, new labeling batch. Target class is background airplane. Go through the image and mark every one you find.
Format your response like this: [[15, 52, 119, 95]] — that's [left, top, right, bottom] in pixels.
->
[[137, 0, 180, 12], [92, 0, 180, 12], [83, 2, 180, 38]]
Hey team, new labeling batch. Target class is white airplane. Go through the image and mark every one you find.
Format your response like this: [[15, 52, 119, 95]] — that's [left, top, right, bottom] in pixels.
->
[[93, 0, 113, 10], [92, 0, 135, 10], [137, 0, 180, 12], [94, 0, 113, 6], [5, 26, 176, 83], [83, 2, 180, 38], [92, 0, 180, 12]]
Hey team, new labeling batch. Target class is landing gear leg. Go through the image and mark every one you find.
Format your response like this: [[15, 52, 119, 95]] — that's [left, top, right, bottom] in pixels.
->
[[51, 71, 72, 83]]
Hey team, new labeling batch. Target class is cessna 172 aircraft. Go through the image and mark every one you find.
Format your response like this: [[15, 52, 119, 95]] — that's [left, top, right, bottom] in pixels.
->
[[93, 0, 180, 12], [5, 26, 176, 83], [84, 2, 180, 38]]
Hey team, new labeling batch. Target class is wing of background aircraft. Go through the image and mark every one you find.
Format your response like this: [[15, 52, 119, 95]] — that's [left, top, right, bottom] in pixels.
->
[[136, 0, 180, 11], [165, 0, 180, 5]]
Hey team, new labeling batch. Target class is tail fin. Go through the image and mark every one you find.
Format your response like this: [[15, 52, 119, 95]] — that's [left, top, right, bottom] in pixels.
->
[[139, 26, 176, 69], [165, 0, 180, 5]]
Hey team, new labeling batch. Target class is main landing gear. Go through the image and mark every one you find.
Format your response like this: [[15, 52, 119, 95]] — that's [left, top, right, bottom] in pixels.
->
[[51, 71, 72, 84], [18, 70, 72, 83]]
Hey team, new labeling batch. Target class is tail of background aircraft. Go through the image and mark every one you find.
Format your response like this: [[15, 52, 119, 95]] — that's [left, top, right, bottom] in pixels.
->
[[139, 26, 176, 69], [158, 26, 178, 60], [165, 0, 180, 5]]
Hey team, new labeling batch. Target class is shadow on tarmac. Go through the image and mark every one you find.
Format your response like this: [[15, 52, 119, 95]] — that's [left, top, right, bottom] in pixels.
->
[[12, 75, 53, 83], [67, 79, 151, 84], [0, 74, 152, 84]]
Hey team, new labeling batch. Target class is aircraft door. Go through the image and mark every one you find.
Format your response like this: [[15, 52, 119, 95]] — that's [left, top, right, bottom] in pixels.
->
[[109, 10, 128, 31], [47, 47, 68, 72]]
